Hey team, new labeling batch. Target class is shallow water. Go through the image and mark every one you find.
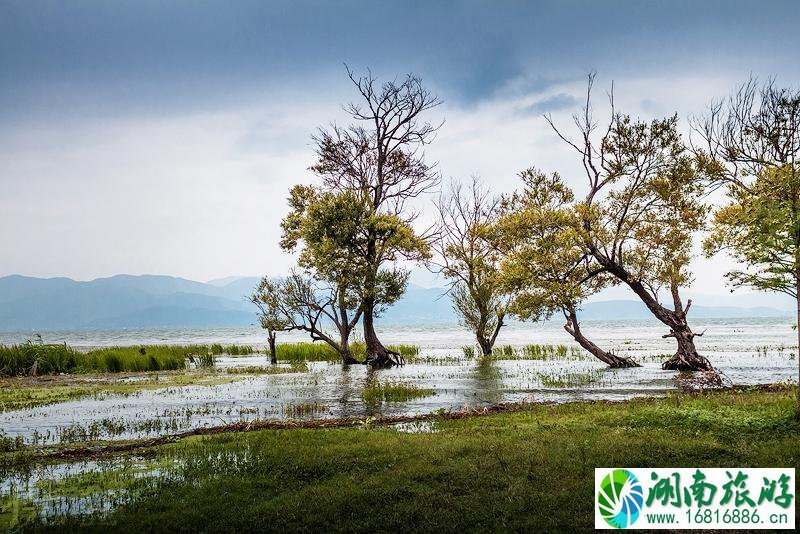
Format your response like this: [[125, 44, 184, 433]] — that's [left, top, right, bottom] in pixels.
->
[[0, 318, 797, 446]]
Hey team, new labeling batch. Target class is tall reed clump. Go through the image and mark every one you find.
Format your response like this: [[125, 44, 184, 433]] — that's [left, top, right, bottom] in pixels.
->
[[386, 344, 420, 360], [274, 342, 342, 362], [210, 344, 254, 356], [75, 346, 193, 373], [0, 342, 78, 376]]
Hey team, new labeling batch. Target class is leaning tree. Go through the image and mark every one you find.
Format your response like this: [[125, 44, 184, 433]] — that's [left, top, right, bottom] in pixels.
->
[[308, 67, 442, 367], [430, 178, 509, 356], [489, 168, 638, 368], [544, 75, 712, 371]]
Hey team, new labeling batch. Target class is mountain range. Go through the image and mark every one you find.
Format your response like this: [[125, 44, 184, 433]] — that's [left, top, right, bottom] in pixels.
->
[[0, 274, 792, 331]]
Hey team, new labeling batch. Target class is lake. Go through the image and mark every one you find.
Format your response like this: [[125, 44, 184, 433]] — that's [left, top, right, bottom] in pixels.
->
[[0, 317, 797, 446]]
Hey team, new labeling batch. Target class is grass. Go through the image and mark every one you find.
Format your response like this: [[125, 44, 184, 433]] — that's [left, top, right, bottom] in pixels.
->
[[274, 342, 420, 363], [225, 362, 309, 375], [209, 344, 255, 356], [0, 372, 239, 412], [275, 342, 343, 362], [536, 368, 607, 388], [0, 342, 219, 376], [361, 380, 436, 404], [2, 388, 798, 531]]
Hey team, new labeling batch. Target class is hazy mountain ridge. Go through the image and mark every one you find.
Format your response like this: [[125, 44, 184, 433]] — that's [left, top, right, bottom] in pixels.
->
[[0, 274, 792, 331]]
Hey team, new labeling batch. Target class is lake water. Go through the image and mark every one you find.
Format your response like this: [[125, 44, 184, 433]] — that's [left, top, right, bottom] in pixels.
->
[[0, 318, 797, 447]]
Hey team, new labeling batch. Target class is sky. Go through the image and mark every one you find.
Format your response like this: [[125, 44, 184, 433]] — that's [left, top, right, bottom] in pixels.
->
[[1, 0, 799, 302]]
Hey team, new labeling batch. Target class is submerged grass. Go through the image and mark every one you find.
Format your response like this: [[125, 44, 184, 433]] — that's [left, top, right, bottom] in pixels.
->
[[2, 388, 798, 531], [536, 368, 607, 388], [362, 380, 435, 404], [225, 361, 309, 375], [0, 372, 239, 412]]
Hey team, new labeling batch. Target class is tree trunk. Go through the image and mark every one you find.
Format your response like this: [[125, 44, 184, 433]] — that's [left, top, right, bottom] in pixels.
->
[[362, 297, 403, 368], [596, 255, 713, 371], [660, 322, 713, 371], [268, 333, 277, 365], [796, 276, 800, 419], [477, 336, 493, 357], [338, 330, 360, 365], [564, 310, 639, 368]]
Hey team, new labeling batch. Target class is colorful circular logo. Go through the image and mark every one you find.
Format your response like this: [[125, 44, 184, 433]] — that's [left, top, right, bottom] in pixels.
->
[[597, 469, 644, 529]]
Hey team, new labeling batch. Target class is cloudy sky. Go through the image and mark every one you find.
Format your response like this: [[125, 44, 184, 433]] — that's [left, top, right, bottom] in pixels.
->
[[1, 0, 799, 299]]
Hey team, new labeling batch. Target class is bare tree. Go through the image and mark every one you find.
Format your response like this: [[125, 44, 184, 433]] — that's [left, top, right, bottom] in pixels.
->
[[430, 178, 508, 356], [309, 66, 442, 367]]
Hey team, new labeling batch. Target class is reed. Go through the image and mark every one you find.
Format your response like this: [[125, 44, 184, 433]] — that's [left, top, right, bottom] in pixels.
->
[[0, 342, 78, 376], [274, 342, 342, 362]]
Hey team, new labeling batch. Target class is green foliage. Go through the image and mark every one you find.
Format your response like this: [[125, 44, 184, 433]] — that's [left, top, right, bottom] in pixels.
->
[[433, 179, 508, 354], [705, 165, 800, 299]]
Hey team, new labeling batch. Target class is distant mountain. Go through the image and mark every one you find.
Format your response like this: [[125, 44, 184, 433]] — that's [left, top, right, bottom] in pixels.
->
[[576, 300, 790, 320], [0, 274, 792, 331]]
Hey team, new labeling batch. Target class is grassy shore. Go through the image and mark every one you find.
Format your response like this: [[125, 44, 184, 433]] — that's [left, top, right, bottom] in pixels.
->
[[2, 387, 798, 531]]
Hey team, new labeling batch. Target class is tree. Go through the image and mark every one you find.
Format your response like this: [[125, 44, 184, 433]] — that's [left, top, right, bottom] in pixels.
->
[[695, 78, 800, 410], [430, 178, 508, 356], [280, 184, 418, 365], [250, 272, 364, 364], [544, 74, 712, 371], [489, 168, 638, 368], [249, 279, 290, 364], [308, 67, 441, 367]]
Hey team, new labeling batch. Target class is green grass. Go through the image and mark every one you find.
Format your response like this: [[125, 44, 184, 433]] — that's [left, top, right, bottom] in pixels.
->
[[225, 362, 309, 375], [0, 372, 240, 412], [0, 342, 80, 376], [386, 344, 420, 359], [536, 368, 606, 388], [275, 342, 343, 362], [362, 380, 436, 404], [273, 342, 419, 363], [3, 388, 798, 531], [0, 342, 220, 376], [210, 343, 255, 356]]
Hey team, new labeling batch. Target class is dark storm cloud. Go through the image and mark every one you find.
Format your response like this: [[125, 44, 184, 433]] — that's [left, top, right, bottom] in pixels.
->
[[2, 0, 798, 121]]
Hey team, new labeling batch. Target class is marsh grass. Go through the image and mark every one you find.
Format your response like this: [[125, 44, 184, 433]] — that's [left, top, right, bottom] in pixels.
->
[[362, 380, 435, 404], [275, 342, 342, 362], [0, 342, 79, 376], [2, 389, 797, 531], [386, 344, 420, 359], [536, 368, 606, 388], [226, 362, 309, 375], [283, 402, 329, 417], [210, 344, 255, 356], [274, 342, 419, 363]]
